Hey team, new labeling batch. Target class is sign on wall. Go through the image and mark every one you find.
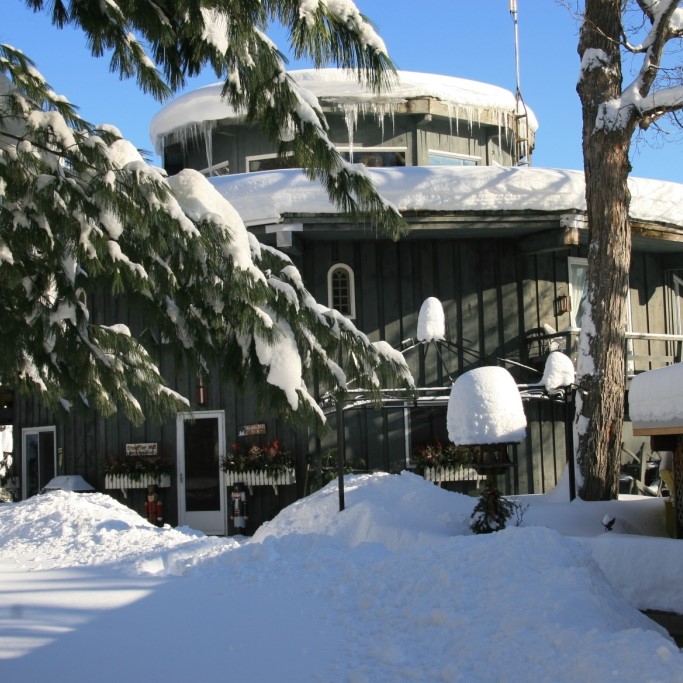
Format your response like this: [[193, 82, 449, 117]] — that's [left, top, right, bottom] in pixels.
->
[[237, 424, 267, 437], [125, 443, 158, 457]]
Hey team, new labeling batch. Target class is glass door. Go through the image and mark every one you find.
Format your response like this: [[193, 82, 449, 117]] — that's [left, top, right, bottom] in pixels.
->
[[22, 427, 56, 498], [176, 411, 226, 535]]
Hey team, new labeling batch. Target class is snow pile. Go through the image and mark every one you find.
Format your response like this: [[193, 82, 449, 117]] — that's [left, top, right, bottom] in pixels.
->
[[541, 351, 576, 391], [416, 296, 445, 342], [1, 475, 683, 682], [0, 490, 236, 573], [447, 366, 527, 444], [211, 165, 683, 230], [629, 362, 683, 430]]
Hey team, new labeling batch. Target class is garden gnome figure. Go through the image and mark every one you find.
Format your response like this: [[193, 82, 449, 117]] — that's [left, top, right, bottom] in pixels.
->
[[230, 483, 248, 531], [144, 484, 163, 526]]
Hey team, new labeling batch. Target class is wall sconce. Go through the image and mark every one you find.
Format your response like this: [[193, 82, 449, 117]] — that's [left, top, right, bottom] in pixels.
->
[[554, 295, 570, 317], [196, 373, 208, 406]]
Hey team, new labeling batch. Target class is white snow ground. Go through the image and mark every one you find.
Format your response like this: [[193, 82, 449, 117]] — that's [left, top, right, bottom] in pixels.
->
[[1, 472, 682, 682]]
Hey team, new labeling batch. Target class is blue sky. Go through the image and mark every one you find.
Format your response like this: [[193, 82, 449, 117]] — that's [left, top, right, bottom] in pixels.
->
[[4, 1, 683, 183]]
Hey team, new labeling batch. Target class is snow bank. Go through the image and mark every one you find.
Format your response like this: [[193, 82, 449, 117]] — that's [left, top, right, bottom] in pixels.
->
[[1, 475, 683, 682]]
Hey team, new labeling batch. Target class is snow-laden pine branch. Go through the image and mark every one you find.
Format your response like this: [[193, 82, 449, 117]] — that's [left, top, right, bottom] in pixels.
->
[[0, 44, 413, 425]]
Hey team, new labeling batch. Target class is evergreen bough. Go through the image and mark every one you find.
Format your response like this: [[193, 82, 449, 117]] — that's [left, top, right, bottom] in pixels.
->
[[1, 2, 413, 425]]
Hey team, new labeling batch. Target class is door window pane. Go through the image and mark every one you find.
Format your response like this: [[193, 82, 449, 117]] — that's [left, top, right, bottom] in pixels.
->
[[23, 428, 55, 497], [183, 418, 220, 512]]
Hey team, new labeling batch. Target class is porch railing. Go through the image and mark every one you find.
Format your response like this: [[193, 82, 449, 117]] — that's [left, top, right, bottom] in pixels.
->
[[527, 329, 683, 380]]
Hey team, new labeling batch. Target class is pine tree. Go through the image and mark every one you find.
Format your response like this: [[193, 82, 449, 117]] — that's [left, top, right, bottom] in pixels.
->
[[1, 3, 414, 425], [469, 482, 515, 535]]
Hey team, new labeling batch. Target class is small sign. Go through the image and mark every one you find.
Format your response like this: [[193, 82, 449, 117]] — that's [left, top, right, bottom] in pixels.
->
[[237, 423, 267, 437], [126, 442, 158, 457]]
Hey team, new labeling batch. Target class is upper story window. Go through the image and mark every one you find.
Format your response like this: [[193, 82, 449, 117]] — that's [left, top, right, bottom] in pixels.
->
[[328, 264, 356, 319], [339, 147, 406, 167], [199, 160, 230, 177], [246, 153, 297, 173], [427, 150, 479, 167]]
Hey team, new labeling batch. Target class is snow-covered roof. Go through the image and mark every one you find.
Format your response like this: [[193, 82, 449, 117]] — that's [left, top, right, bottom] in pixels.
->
[[629, 363, 683, 434], [210, 165, 683, 232], [150, 69, 538, 150]]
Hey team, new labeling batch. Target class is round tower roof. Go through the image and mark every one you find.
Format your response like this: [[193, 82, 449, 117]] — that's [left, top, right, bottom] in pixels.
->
[[150, 69, 537, 151]]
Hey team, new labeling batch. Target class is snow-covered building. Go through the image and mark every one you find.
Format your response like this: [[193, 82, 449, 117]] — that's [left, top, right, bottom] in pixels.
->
[[10, 70, 683, 535]]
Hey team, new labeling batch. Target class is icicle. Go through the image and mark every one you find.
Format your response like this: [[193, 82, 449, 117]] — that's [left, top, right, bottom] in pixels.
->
[[337, 101, 401, 158], [157, 120, 217, 161], [341, 104, 358, 161], [203, 121, 215, 173], [446, 103, 454, 136]]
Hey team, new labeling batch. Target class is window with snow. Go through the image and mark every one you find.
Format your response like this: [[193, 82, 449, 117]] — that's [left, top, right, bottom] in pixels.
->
[[427, 150, 479, 167], [338, 148, 406, 167], [200, 160, 230, 177], [246, 153, 297, 172], [328, 264, 356, 319]]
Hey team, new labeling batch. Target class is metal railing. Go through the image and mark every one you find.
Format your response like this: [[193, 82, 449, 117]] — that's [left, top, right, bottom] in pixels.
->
[[527, 329, 683, 379]]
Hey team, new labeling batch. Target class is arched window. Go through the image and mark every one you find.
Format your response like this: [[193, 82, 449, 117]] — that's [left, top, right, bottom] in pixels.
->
[[327, 264, 356, 319]]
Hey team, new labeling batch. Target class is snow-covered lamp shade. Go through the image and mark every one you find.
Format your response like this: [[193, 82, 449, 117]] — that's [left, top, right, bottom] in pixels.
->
[[417, 297, 445, 342], [629, 362, 683, 434], [540, 351, 575, 392], [447, 366, 527, 445]]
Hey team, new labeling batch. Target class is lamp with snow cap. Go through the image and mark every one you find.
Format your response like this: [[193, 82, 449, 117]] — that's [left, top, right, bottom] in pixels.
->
[[447, 366, 527, 480], [447, 366, 527, 534]]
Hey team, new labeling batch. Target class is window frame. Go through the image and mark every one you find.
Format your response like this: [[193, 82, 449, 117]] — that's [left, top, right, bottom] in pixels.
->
[[426, 149, 480, 167], [327, 263, 356, 319], [336, 146, 407, 167], [245, 152, 296, 173]]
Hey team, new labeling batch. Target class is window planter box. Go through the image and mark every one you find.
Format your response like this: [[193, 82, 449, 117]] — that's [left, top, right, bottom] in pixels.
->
[[224, 468, 295, 494], [105, 473, 171, 496], [423, 466, 486, 487]]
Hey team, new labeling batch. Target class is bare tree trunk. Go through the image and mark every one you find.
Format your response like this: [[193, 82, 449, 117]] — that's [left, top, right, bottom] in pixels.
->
[[575, 0, 636, 500]]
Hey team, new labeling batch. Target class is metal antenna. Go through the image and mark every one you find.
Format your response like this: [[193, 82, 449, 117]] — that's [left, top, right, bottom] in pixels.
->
[[510, 0, 522, 99], [509, 0, 531, 165]]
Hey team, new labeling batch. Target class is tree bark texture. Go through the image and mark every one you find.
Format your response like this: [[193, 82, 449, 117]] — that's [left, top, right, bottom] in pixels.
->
[[576, 0, 637, 500]]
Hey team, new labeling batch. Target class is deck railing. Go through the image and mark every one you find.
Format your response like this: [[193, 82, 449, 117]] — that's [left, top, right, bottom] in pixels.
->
[[528, 329, 683, 380]]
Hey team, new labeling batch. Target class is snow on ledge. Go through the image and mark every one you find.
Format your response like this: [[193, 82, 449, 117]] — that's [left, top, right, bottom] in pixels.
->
[[629, 362, 683, 431], [210, 165, 683, 230]]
